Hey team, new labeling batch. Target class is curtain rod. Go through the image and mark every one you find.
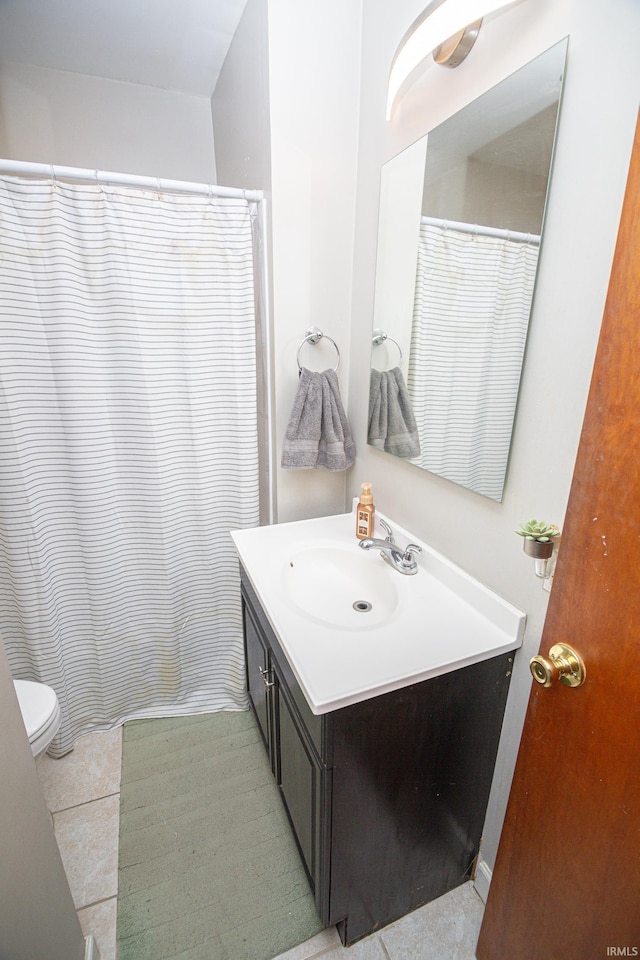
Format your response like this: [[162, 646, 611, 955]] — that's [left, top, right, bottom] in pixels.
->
[[421, 215, 540, 246], [0, 159, 263, 202]]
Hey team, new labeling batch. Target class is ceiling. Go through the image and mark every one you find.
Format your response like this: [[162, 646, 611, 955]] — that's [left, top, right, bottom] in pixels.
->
[[0, 0, 249, 97]]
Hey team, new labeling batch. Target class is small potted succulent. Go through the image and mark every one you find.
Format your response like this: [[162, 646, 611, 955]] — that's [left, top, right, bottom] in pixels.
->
[[515, 519, 561, 560]]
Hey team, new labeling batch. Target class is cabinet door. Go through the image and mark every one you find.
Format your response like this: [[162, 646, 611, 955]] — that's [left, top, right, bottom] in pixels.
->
[[243, 602, 272, 758], [276, 680, 323, 899]]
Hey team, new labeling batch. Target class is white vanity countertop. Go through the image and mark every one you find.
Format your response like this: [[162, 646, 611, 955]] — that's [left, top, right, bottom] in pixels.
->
[[231, 508, 526, 715]]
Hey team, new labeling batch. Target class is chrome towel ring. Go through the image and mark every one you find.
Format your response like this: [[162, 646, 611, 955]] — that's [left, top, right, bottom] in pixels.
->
[[296, 327, 340, 373], [372, 329, 403, 366]]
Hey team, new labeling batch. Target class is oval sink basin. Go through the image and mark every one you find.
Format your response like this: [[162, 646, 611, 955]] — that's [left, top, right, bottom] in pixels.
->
[[282, 545, 398, 629]]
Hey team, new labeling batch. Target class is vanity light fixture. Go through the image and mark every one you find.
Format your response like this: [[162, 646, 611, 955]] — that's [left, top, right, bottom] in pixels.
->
[[387, 0, 519, 119]]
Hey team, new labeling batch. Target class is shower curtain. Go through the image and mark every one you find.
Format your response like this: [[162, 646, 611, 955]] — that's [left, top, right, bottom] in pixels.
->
[[408, 221, 539, 500], [0, 176, 259, 756]]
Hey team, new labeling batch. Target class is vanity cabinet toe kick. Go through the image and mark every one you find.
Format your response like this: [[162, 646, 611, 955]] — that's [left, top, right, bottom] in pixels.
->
[[240, 566, 513, 947]]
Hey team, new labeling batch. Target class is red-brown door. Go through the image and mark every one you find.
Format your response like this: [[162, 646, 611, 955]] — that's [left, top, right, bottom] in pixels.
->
[[476, 113, 640, 959]]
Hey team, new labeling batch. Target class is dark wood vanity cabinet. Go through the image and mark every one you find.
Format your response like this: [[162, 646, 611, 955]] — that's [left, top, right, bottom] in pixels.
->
[[243, 576, 329, 914], [241, 568, 513, 946]]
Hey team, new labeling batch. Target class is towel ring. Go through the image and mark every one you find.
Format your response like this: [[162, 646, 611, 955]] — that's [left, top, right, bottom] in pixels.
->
[[296, 327, 340, 373], [372, 329, 403, 366]]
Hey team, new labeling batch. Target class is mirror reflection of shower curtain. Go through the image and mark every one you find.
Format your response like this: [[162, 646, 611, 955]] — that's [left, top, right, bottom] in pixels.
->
[[0, 177, 259, 756], [408, 222, 539, 501]]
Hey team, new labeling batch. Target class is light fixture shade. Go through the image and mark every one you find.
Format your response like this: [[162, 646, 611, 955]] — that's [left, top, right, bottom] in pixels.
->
[[387, 0, 518, 119]]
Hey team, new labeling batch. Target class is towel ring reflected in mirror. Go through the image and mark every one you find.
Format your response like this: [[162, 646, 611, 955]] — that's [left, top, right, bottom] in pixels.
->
[[296, 326, 340, 374], [371, 329, 403, 369]]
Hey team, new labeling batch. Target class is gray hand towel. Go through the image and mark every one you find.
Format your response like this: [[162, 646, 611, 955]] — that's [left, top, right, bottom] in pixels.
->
[[282, 367, 356, 471], [368, 367, 421, 458]]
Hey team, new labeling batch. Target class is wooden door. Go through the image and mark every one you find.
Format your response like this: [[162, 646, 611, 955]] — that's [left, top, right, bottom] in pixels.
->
[[476, 114, 640, 958]]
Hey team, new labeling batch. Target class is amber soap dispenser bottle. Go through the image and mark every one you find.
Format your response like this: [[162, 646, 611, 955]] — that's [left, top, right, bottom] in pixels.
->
[[356, 482, 375, 540]]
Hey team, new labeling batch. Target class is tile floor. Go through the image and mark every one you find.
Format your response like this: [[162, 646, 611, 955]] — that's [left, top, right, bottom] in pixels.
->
[[35, 727, 484, 960], [36, 726, 123, 960]]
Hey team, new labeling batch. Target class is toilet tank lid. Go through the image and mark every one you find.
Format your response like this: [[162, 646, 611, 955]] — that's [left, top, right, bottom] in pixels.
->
[[13, 679, 59, 739]]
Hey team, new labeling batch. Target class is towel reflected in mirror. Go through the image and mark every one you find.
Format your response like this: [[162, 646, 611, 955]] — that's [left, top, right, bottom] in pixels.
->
[[368, 367, 420, 459]]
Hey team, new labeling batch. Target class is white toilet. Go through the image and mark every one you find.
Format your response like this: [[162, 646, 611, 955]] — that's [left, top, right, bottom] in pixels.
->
[[13, 679, 62, 758]]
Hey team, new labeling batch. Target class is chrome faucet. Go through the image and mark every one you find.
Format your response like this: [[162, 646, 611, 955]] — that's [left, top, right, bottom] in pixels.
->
[[359, 519, 422, 575]]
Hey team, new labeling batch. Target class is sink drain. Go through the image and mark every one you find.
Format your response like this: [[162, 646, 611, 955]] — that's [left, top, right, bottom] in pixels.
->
[[352, 600, 373, 613]]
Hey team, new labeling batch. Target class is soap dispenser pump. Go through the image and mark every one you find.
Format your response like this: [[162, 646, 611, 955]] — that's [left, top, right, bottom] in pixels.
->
[[356, 483, 375, 540]]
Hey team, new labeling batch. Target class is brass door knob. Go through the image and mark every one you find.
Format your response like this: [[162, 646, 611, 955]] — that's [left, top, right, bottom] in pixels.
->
[[530, 643, 586, 688]]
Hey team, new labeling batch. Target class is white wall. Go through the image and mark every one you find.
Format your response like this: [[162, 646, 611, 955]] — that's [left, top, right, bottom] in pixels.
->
[[212, 0, 271, 193], [0, 61, 216, 181], [212, 0, 274, 522], [266, 0, 362, 522], [348, 0, 640, 885], [213, 0, 362, 525]]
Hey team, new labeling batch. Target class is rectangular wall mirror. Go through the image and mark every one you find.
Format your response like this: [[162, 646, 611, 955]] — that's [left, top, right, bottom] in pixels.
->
[[368, 40, 568, 501]]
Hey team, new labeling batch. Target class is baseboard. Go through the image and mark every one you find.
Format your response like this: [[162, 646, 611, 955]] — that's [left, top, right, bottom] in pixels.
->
[[473, 856, 492, 904], [84, 933, 99, 960]]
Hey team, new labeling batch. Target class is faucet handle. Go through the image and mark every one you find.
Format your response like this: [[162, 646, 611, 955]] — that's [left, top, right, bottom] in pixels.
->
[[403, 543, 422, 561], [379, 518, 394, 542]]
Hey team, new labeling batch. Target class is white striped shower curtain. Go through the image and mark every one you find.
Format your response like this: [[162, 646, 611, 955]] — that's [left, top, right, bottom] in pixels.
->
[[0, 177, 259, 756], [408, 222, 539, 501]]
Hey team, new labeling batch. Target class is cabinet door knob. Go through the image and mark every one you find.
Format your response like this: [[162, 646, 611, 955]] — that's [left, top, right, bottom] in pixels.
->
[[259, 666, 274, 690]]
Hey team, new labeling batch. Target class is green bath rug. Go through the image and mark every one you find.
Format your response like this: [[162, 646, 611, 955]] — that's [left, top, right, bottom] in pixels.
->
[[117, 711, 323, 960]]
